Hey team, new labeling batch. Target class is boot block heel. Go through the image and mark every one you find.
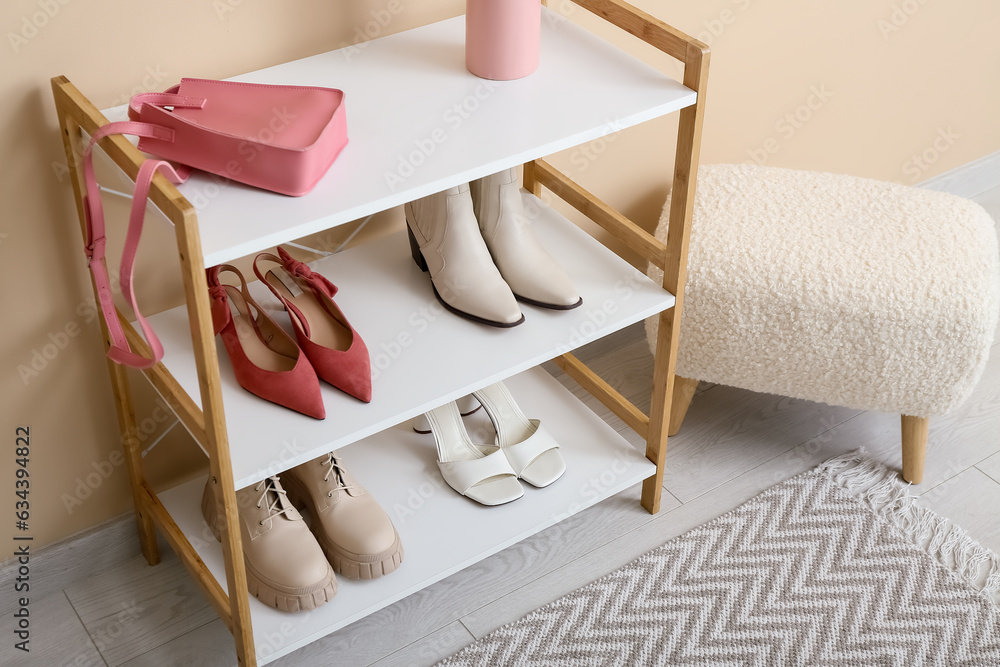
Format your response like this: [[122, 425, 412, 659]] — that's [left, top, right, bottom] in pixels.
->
[[406, 222, 429, 272]]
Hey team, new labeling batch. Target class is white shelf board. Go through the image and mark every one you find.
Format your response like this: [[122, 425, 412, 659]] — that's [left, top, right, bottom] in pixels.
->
[[158, 367, 656, 665], [101, 8, 695, 266], [142, 190, 673, 488]]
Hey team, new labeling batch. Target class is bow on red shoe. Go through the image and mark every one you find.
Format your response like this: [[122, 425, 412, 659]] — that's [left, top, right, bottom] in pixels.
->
[[254, 247, 372, 403], [277, 247, 340, 299], [206, 267, 234, 335]]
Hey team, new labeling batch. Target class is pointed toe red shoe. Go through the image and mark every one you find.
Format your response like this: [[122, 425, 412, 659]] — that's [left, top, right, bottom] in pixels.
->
[[207, 265, 326, 419], [254, 248, 372, 403]]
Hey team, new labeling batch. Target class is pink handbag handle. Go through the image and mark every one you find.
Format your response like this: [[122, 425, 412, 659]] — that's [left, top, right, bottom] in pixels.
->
[[128, 88, 205, 120], [82, 121, 190, 368]]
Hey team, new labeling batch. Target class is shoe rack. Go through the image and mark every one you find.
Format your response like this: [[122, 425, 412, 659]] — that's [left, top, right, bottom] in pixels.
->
[[51, 2, 708, 664]]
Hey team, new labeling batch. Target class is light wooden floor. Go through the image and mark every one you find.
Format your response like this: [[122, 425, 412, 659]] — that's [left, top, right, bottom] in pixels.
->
[[6, 185, 999, 667]]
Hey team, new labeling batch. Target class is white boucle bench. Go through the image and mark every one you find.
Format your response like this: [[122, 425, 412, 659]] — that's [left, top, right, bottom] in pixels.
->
[[648, 164, 1000, 482]]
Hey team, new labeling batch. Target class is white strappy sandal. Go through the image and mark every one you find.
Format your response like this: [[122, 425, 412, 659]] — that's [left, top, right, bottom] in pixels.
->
[[410, 395, 481, 434], [472, 382, 566, 488], [424, 401, 523, 506]]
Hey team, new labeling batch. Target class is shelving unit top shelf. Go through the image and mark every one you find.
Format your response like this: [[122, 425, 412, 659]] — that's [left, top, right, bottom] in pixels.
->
[[102, 8, 695, 266]]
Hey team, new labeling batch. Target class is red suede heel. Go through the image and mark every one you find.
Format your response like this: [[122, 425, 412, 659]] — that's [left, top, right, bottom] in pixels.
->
[[207, 265, 326, 419], [254, 248, 372, 403]]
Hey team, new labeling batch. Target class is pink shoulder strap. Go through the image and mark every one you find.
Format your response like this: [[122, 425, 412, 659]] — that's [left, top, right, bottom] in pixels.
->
[[82, 121, 190, 368]]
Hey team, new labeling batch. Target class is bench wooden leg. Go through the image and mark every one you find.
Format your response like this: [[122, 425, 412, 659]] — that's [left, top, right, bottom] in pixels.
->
[[668, 376, 699, 436], [901, 415, 929, 484]]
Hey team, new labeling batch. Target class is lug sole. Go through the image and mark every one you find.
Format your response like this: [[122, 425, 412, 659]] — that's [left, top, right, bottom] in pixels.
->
[[281, 473, 405, 580], [326, 530, 405, 580], [244, 558, 337, 613]]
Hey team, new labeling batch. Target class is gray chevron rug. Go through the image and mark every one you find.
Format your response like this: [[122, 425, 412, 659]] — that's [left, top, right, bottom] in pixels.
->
[[437, 451, 1000, 666]]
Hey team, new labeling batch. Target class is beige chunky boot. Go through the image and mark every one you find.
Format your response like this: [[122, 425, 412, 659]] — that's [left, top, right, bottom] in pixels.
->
[[201, 476, 337, 612], [470, 168, 582, 309], [284, 453, 404, 580], [405, 184, 524, 327]]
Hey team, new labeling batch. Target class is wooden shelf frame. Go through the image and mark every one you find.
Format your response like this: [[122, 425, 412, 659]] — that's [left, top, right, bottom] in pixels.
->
[[51, 76, 257, 664], [527, 0, 710, 514], [50, 1, 708, 664]]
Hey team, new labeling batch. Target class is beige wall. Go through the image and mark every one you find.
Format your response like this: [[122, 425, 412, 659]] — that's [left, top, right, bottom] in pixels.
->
[[2, 0, 998, 560]]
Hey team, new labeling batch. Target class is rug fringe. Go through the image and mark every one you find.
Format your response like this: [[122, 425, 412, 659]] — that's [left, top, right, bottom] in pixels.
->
[[819, 449, 1000, 605]]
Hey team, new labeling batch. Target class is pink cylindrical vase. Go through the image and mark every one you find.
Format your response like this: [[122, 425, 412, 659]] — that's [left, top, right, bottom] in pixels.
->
[[465, 0, 540, 81]]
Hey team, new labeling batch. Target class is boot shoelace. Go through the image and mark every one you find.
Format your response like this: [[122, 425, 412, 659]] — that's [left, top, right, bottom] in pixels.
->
[[254, 476, 295, 526], [321, 454, 357, 498]]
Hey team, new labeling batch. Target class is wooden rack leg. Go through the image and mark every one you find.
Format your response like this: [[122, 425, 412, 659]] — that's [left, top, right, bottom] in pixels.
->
[[641, 42, 710, 514], [175, 215, 257, 667], [107, 362, 161, 565]]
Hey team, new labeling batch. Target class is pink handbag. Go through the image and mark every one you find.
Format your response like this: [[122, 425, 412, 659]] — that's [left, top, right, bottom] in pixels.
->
[[82, 78, 348, 368]]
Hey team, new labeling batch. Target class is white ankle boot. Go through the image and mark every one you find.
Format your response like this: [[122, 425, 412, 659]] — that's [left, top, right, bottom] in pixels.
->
[[405, 184, 524, 327], [469, 168, 582, 310]]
